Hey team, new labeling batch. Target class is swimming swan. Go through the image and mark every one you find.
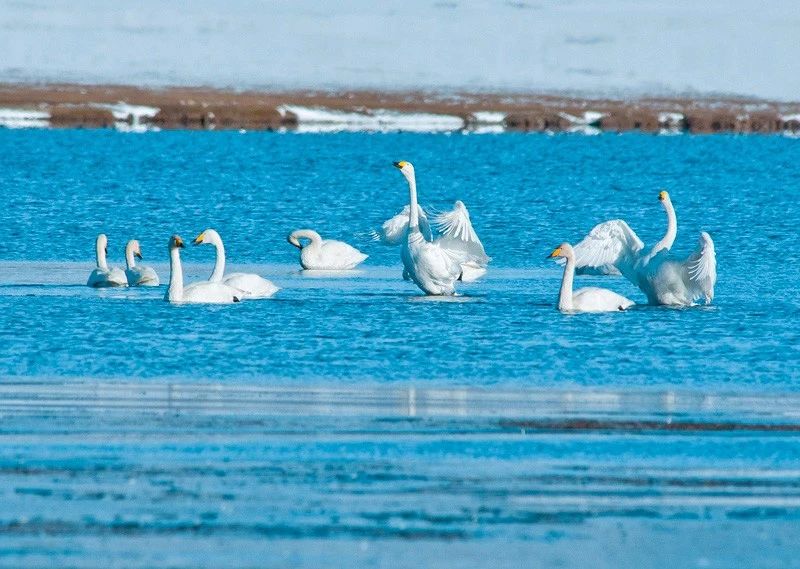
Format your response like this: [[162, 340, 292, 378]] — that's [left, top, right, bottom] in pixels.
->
[[193, 229, 279, 298], [393, 160, 489, 295], [287, 229, 368, 270], [165, 235, 242, 304], [124, 239, 159, 286], [87, 234, 127, 287], [549, 243, 634, 313], [569, 191, 716, 305]]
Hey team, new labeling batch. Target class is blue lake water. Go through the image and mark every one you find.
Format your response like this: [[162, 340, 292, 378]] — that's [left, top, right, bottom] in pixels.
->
[[1, 130, 800, 567]]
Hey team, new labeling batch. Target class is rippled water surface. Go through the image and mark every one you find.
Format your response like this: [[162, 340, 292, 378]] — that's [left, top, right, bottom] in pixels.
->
[[1, 130, 799, 567], [1, 130, 799, 387]]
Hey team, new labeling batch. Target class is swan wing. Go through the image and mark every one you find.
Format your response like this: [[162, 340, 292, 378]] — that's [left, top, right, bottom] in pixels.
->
[[432, 200, 489, 265], [684, 232, 717, 303], [183, 281, 241, 304], [304, 240, 368, 270], [571, 219, 645, 272], [88, 267, 127, 287], [373, 206, 431, 244], [572, 287, 635, 313], [223, 273, 279, 299], [126, 266, 159, 287]]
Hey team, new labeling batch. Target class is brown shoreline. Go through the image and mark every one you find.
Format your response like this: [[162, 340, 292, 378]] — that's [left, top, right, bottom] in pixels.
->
[[1, 83, 799, 134]]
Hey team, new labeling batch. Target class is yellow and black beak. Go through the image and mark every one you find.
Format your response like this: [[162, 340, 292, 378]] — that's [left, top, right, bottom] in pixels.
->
[[192, 232, 205, 246], [658, 190, 668, 202], [548, 247, 563, 259], [175, 237, 184, 249], [393, 161, 407, 169], [135, 251, 143, 260]]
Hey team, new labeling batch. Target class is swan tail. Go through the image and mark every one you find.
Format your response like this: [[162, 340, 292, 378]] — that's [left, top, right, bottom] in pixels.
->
[[458, 262, 487, 283], [685, 231, 717, 303]]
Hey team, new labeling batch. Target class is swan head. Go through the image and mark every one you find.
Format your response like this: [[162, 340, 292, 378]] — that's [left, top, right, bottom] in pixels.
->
[[393, 160, 415, 181], [287, 232, 302, 249], [193, 228, 221, 247], [169, 235, 185, 250], [658, 190, 671, 205], [548, 242, 574, 260], [128, 239, 143, 259]]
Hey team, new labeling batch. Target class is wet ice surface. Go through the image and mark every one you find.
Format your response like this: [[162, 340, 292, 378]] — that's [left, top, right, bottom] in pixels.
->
[[2, 382, 800, 568]]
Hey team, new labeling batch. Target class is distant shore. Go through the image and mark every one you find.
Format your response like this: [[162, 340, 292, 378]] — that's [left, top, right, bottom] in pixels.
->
[[1, 83, 799, 135]]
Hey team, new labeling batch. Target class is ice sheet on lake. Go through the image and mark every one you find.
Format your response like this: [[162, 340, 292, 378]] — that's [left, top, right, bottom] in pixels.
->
[[0, 108, 49, 129], [465, 111, 507, 134], [93, 102, 161, 132], [278, 105, 465, 133]]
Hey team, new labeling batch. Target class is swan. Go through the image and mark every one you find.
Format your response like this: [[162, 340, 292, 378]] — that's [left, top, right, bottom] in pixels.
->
[[287, 229, 368, 270], [569, 191, 716, 305], [374, 198, 489, 283], [193, 229, 279, 298], [87, 234, 127, 287], [124, 239, 160, 286], [165, 235, 242, 304], [393, 160, 489, 295], [549, 243, 634, 313]]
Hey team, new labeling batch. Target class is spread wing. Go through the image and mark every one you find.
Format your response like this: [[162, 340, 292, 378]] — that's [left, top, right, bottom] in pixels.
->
[[571, 219, 645, 272], [432, 201, 490, 266], [684, 231, 716, 303], [371, 205, 431, 244]]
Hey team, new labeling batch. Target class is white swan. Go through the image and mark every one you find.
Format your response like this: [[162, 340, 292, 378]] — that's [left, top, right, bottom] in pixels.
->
[[87, 234, 127, 287], [124, 239, 159, 286], [193, 229, 279, 298], [549, 243, 634, 313], [570, 191, 716, 305], [287, 230, 368, 270], [374, 199, 489, 283], [393, 161, 489, 295], [165, 235, 242, 304]]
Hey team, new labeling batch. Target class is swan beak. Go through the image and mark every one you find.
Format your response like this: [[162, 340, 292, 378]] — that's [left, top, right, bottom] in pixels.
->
[[135, 251, 143, 260], [287, 235, 300, 249], [175, 237, 184, 249], [658, 191, 668, 201], [548, 247, 562, 259], [393, 161, 407, 169], [192, 232, 205, 246]]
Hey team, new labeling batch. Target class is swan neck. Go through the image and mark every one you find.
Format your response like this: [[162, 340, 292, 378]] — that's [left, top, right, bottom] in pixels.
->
[[167, 247, 183, 301], [209, 238, 226, 282], [96, 239, 108, 270], [406, 172, 420, 230], [654, 199, 677, 252], [125, 242, 136, 269], [559, 256, 575, 311], [293, 230, 322, 247]]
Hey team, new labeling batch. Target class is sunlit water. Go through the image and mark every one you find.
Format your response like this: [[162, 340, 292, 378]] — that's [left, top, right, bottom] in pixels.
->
[[1, 130, 799, 567]]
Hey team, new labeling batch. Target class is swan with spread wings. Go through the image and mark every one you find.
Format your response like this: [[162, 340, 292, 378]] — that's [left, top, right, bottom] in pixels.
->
[[391, 161, 490, 295], [568, 191, 716, 306]]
